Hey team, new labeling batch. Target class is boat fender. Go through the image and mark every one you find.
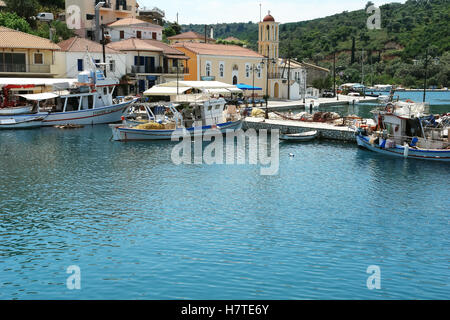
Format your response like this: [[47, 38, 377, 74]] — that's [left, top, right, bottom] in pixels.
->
[[403, 143, 409, 158]]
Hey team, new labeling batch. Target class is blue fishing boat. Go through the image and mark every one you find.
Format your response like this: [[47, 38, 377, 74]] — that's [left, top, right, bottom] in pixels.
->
[[356, 101, 450, 161]]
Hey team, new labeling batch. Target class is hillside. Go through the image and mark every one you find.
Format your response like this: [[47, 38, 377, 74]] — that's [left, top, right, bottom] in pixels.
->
[[181, 0, 450, 88]]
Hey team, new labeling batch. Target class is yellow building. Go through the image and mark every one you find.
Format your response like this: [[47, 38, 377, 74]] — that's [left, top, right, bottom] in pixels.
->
[[0, 27, 60, 78], [65, 0, 137, 39], [173, 42, 266, 97]]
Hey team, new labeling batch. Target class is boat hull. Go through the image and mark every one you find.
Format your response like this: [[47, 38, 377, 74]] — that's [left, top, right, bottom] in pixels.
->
[[111, 120, 243, 141], [356, 134, 450, 161], [0, 116, 45, 129], [280, 131, 318, 141], [0, 106, 33, 116], [40, 101, 134, 126]]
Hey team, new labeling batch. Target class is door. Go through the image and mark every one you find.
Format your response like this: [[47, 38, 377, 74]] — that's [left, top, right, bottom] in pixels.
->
[[138, 80, 146, 93], [274, 82, 279, 98]]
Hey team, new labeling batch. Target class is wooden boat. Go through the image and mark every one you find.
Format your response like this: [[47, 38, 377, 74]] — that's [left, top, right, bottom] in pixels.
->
[[280, 131, 319, 141], [0, 106, 33, 116], [0, 116, 45, 129], [356, 101, 450, 161], [111, 99, 243, 141]]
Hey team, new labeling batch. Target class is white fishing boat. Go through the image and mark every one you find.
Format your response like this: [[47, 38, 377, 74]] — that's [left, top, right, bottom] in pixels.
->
[[0, 106, 33, 116], [280, 131, 319, 141], [0, 53, 136, 127], [110, 98, 242, 141], [356, 101, 450, 161], [0, 115, 46, 129]]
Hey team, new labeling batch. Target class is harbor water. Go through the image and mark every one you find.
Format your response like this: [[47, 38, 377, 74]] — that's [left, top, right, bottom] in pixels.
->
[[0, 92, 449, 300]]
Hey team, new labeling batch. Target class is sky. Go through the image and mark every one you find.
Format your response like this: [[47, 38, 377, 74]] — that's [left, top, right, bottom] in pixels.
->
[[136, 0, 407, 25]]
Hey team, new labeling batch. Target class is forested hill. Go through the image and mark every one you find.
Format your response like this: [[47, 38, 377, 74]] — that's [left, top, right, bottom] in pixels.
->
[[181, 0, 450, 87]]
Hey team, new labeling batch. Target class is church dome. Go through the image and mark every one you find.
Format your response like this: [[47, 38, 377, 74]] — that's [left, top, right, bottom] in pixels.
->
[[263, 13, 275, 22]]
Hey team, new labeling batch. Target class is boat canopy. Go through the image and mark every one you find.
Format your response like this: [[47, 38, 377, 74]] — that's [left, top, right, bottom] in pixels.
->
[[144, 86, 191, 96], [18, 92, 60, 101]]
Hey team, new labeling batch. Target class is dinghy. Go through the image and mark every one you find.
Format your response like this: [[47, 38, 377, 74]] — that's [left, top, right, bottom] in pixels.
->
[[280, 131, 319, 141]]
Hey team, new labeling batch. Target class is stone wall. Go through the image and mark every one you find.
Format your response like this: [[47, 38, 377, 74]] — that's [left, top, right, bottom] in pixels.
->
[[243, 120, 357, 142]]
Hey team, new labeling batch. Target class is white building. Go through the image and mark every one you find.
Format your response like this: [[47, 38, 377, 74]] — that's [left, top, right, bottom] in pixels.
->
[[107, 18, 163, 42], [55, 37, 126, 79]]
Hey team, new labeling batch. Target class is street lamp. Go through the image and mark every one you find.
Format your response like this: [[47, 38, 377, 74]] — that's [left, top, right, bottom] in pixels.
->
[[260, 57, 276, 119], [249, 63, 262, 108]]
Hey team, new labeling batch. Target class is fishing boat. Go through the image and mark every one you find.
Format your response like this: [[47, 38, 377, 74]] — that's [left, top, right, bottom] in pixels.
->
[[0, 115, 46, 129], [0, 106, 34, 116], [0, 53, 136, 127], [356, 101, 450, 161], [280, 131, 319, 141], [110, 98, 242, 141]]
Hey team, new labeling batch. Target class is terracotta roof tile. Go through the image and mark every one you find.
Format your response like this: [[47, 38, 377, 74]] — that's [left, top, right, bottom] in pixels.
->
[[108, 18, 162, 28], [58, 37, 121, 54], [173, 42, 264, 58], [107, 38, 164, 52], [168, 31, 214, 41], [0, 26, 60, 50]]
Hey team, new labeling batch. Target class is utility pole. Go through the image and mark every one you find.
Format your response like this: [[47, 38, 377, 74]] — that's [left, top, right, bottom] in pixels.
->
[[101, 24, 106, 76], [361, 48, 365, 98], [333, 51, 336, 98], [423, 48, 429, 103], [287, 42, 291, 100], [204, 25, 207, 43]]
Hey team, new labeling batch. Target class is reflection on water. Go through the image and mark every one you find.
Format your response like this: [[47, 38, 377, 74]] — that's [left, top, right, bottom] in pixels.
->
[[0, 125, 449, 300]]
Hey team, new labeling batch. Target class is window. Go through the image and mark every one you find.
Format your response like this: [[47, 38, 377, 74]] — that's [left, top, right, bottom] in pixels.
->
[[257, 64, 262, 78], [33, 53, 44, 65], [152, 32, 157, 40], [110, 60, 115, 72], [120, 31, 124, 39], [245, 64, 250, 78], [136, 31, 142, 39], [77, 59, 84, 71], [219, 62, 224, 78], [205, 61, 211, 77]]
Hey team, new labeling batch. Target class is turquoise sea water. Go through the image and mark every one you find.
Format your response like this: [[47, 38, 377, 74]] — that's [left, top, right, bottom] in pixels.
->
[[0, 92, 449, 300]]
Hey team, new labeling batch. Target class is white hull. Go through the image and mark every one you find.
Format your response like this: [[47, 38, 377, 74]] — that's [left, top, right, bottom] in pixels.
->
[[280, 131, 318, 141], [356, 134, 450, 162], [41, 101, 134, 126], [111, 120, 243, 141], [0, 106, 33, 116], [0, 116, 45, 129]]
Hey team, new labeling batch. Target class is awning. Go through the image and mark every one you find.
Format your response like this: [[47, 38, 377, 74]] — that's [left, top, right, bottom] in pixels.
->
[[19, 92, 60, 101], [164, 54, 189, 60], [203, 88, 234, 94], [0, 78, 77, 88], [144, 86, 191, 96], [236, 83, 262, 90]]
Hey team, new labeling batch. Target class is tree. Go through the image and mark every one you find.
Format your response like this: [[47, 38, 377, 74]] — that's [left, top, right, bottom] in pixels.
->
[[3, 0, 39, 24], [0, 11, 32, 33]]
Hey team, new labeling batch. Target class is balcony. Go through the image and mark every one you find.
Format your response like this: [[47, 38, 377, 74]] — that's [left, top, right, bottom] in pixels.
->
[[0, 64, 51, 74], [130, 65, 189, 75]]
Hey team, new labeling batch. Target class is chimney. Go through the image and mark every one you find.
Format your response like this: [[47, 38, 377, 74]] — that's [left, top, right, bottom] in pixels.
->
[[210, 27, 214, 40]]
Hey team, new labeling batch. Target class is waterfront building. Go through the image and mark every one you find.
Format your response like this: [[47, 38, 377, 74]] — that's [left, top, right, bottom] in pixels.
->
[[168, 31, 216, 45], [64, 0, 138, 39], [107, 38, 189, 94], [137, 6, 165, 26], [173, 42, 266, 96], [0, 27, 61, 78], [54, 37, 126, 79], [107, 18, 163, 42]]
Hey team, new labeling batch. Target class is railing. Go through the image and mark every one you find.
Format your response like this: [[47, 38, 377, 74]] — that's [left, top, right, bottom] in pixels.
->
[[131, 65, 189, 74], [0, 64, 51, 73]]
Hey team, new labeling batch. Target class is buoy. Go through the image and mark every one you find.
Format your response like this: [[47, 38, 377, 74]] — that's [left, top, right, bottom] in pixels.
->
[[403, 143, 409, 158], [289, 153, 295, 157]]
